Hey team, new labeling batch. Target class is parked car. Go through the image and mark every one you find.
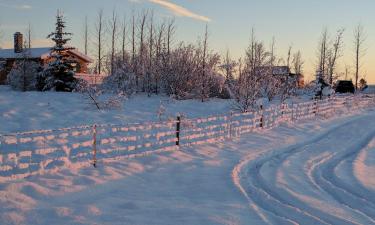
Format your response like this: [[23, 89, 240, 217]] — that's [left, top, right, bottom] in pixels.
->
[[335, 80, 355, 94]]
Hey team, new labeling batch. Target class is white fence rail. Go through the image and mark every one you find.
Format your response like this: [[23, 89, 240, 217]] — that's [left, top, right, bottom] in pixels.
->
[[0, 94, 374, 180]]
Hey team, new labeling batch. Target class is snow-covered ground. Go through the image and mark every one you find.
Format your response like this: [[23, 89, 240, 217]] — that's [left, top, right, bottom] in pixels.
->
[[0, 86, 233, 134], [1, 86, 375, 224]]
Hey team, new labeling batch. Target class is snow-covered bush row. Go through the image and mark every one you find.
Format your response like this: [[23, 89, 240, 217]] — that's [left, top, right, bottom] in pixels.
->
[[0, 95, 374, 180]]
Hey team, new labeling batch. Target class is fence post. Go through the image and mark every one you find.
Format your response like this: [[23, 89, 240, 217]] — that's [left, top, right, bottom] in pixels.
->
[[291, 103, 294, 122], [260, 105, 264, 128], [312, 97, 317, 116], [176, 116, 181, 146], [92, 124, 97, 168], [228, 111, 233, 139]]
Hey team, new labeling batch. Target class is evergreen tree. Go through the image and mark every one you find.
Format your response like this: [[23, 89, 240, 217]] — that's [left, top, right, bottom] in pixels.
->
[[37, 11, 77, 92]]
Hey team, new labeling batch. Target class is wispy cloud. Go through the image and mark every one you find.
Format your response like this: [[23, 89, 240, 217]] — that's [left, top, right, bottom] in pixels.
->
[[16, 4, 32, 10], [149, 0, 210, 22], [0, 3, 32, 10]]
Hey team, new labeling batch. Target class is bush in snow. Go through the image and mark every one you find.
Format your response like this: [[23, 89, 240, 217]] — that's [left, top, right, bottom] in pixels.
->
[[76, 80, 126, 111], [230, 34, 266, 112], [157, 100, 167, 121], [314, 71, 331, 99], [359, 78, 368, 91], [102, 59, 137, 95], [7, 60, 41, 91]]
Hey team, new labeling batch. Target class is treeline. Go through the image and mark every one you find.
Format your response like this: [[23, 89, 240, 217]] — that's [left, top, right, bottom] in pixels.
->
[[84, 9, 304, 111]]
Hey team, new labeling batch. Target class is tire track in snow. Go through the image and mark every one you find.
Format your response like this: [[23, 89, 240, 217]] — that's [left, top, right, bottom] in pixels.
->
[[311, 130, 375, 222], [233, 113, 375, 224]]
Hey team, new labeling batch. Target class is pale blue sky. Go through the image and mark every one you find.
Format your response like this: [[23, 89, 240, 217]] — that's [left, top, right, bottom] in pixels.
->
[[0, 0, 374, 82]]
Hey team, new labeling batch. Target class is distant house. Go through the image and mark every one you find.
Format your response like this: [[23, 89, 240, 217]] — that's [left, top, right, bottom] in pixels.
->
[[0, 32, 94, 85], [256, 66, 304, 88]]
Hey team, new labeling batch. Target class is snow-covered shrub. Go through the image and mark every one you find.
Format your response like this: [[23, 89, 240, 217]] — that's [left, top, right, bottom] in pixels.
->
[[157, 100, 167, 121], [102, 63, 136, 95], [76, 80, 126, 110], [7, 60, 41, 91], [230, 40, 265, 112], [313, 77, 331, 99], [359, 78, 368, 91]]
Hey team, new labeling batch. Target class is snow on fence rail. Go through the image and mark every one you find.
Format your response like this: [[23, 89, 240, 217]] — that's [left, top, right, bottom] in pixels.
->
[[0, 94, 374, 180]]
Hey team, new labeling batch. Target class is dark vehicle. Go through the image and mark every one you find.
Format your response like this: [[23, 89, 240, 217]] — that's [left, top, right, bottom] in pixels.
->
[[335, 80, 355, 94]]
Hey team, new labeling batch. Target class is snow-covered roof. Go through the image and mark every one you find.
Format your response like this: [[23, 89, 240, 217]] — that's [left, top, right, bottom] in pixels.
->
[[255, 66, 291, 76], [0, 47, 93, 63], [68, 49, 93, 63], [0, 48, 51, 60]]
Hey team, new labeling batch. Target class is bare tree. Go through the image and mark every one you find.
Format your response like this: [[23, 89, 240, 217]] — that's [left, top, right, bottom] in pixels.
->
[[292, 50, 304, 75], [354, 23, 366, 90], [95, 9, 104, 74], [200, 24, 209, 102], [131, 11, 137, 88], [263, 37, 280, 102], [154, 22, 166, 94], [286, 45, 292, 68], [84, 16, 89, 55], [166, 19, 176, 60], [317, 28, 329, 80], [121, 15, 127, 63], [280, 45, 294, 103], [139, 10, 148, 91], [110, 9, 118, 75], [327, 28, 344, 85], [147, 11, 155, 95], [221, 49, 236, 83], [26, 23, 32, 49]]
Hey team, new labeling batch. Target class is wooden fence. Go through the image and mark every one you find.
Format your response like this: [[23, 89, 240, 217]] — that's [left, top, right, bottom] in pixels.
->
[[0, 94, 374, 180]]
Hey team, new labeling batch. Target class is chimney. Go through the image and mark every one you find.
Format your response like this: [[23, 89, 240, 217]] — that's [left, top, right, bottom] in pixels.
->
[[14, 32, 23, 53]]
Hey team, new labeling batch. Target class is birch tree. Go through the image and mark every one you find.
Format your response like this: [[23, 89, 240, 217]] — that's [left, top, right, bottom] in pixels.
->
[[200, 25, 209, 102], [317, 28, 329, 80], [95, 9, 104, 74], [26, 23, 32, 49], [327, 28, 344, 85], [354, 24, 366, 90], [83, 16, 89, 55], [147, 12, 155, 95], [121, 16, 127, 63], [154, 22, 166, 94], [110, 9, 118, 75]]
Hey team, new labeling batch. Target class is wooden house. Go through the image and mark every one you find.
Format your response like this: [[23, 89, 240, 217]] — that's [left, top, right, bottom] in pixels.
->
[[0, 32, 93, 85], [256, 66, 304, 88]]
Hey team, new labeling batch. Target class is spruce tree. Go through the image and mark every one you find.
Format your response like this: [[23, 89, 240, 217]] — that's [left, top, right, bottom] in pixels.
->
[[38, 11, 77, 92]]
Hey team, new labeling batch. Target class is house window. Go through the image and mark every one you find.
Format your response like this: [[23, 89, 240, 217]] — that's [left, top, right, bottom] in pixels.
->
[[71, 63, 81, 73]]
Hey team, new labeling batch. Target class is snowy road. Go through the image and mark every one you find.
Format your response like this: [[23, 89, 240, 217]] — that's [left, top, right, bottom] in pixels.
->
[[1, 110, 375, 225], [234, 112, 375, 224]]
